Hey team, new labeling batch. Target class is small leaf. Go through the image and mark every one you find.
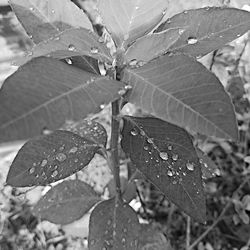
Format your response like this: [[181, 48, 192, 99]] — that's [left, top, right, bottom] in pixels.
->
[[121, 116, 206, 222], [88, 198, 140, 250], [63, 119, 107, 147], [10, 0, 93, 44], [33, 180, 100, 225], [6, 130, 100, 187], [0, 57, 124, 143], [155, 7, 250, 58], [97, 0, 168, 48], [121, 54, 238, 140], [125, 29, 180, 63]]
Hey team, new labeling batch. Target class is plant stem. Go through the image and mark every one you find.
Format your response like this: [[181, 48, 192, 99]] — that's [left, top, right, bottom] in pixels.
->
[[111, 100, 122, 198], [186, 216, 191, 250]]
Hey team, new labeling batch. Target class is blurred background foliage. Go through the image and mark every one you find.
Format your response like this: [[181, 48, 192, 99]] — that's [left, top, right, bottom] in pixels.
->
[[1, 0, 250, 249]]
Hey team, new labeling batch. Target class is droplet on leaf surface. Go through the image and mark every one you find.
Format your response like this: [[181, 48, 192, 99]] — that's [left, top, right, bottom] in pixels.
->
[[56, 153, 67, 162], [186, 162, 195, 171], [187, 37, 198, 45], [130, 129, 138, 136], [159, 152, 168, 160], [91, 47, 99, 54], [68, 44, 76, 51]]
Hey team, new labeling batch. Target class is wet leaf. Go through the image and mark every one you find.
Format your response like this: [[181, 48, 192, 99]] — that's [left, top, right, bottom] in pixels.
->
[[6, 130, 99, 187], [155, 7, 250, 58], [121, 54, 238, 140], [125, 29, 180, 63], [88, 198, 140, 250], [10, 0, 93, 44], [63, 119, 107, 147], [121, 116, 206, 222], [97, 0, 168, 48], [0, 57, 124, 143], [32, 180, 100, 225]]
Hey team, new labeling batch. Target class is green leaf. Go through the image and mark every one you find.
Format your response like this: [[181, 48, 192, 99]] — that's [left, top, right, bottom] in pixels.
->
[[10, 0, 93, 44], [121, 116, 206, 222], [88, 198, 140, 250], [27, 28, 112, 63], [155, 7, 250, 58], [121, 54, 238, 140], [125, 29, 180, 63], [0, 57, 124, 143], [6, 130, 99, 187], [97, 0, 168, 48], [63, 119, 107, 147], [33, 180, 100, 225]]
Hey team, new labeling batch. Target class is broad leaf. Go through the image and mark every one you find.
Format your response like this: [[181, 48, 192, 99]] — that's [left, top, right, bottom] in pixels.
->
[[89, 198, 140, 250], [121, 116, 206, 222], [63, 119, 107, 147], [10, 0, 93, 44], [97, 0, 168, 48], [6, 130, 100, 187], [121, 54, 238, 140], [155, 7, 250, 58], [0, 57, 124, 143], [125, 29, 180, 63], [27, 28, 112, 63], [33, 180, 100, 224]]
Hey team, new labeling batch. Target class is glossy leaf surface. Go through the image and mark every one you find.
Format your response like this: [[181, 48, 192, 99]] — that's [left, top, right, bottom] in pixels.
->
[[0, 57, 124, 143], [155, 7, 250, 57], [125, 29, 180, 63], [6, 130, 99, 187], [88, 198, 140, 250], [97, 0, 168, 48], [121, 54, 238, 140], [121, 116, 206, 222], [33, 180, 100, 225], [10, 0, 93, 44]]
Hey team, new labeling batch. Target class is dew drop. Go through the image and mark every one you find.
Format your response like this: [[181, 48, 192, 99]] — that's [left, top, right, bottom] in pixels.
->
[[51, 9, 55, 14], [172, 154, 178, 161], [65, 58, 72, 65], [123, 228, 127, 233], [68, 44, 76, 51], [122, 238, 126, 244], [187, 37, 198, 45], [107, 219, 112, 225], [69, 147, 78, 154], [91, 47, 99, 54], [29, 7, 34, 11], [100, 104, 105, 109], [143, 146, 149, 151], [237, 34, 241, 37], [166, 19, 171, 24], [135, 6, 139, 10], [41, 159, 48, 167], [26, 51, 33, 57], [125, 85, 132, 90], [186, 162, 194, 171], [54, 36, 60, 41], [183, 172, 187, 176], [167, 170, 173, 177], [178, 29, 185, 35], [29, 167, 35, 174], [168, 145, 172, 150], [56, 153, 67, 162], [52, 170, 58, 178], [159, 152, 168, 160], [130, 129, 138, 136], [199, 159, 203, 164], [118, 89, 126, 96], [129, 59, 137, 66], [147, 138, 153, 144], [98, 36, 105, 43]]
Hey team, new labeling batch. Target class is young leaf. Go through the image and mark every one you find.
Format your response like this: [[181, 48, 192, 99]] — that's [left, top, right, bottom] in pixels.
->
[[155, 7, 250, 58], [63, 119, 107, 147], [6, 130, 99, 187], [32, 180, 101, 225], [121, 116, 206, 222], [88, 198, 140, 250], [0, 57, 125, 143], [28, 28, 112, 63], [97, 0, 168, 48], [121, 54, 238, 140], [10, 0, 93, 44], [125, 29, 180, 63]]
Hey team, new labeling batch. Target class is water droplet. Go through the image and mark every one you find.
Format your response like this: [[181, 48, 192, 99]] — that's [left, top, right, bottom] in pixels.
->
[[147, 138, 153, 144], [186, 162, 194, 171], [29, 167, 35, 174], [69, 147, 78, 154], [129, 59, 137, 66], [135, 6, 139, 10], [91, 47, 99, 54], [178, 29, 185, 35], [187, 37, 198, 45], [125, 85, 132, 90], [54, 36, 60, 41], [130, 129, 138, 136], [143, 146, 149, 150], [166, 19, 171, 24], [199, 159, 203, 164], [172, 154, 178, 161], [41, 159, 47, 167], [237, 34, 241, 37], [100, 104, 105, 109], [156, 175, 160, 178], [29, 7, 34, 11], [68, 44, 76, 51], [168, 145, 172, 150], [183, 10, 188, 14], [107, 219, 112, 225], [123, 228, 127, 233], [74, 159, 79, 163], [56, 153, 67, 162], [160, 152, 168, 160], [98, 36, 105, 43], [51, 9, 55, 14], [183, 172, 187, 176], [137, 61, 145, 67], [122, 238, 126, 244], [52, 170, 58, 178], [118, 89, 126, 96], [26, 51, 33, 57], [65, 58, 72, 65], [167, 170, 173, 176]]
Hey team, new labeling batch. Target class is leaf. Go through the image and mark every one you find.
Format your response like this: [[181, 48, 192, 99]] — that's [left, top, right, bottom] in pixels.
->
[[125, 29, 180, 63], [97, 0, 169, 48], [10, 0, 93, 44], [155, 7, 250, 58], [0, 57, 125, 143], [6, 130, 99, 187], [33, 180, 100, 225], [28, 28, 112, 63], [88, 198, 140, 250], [63, 119, 107, 147], [121, 54, 238, 140], [121, 116, 206, 222]]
